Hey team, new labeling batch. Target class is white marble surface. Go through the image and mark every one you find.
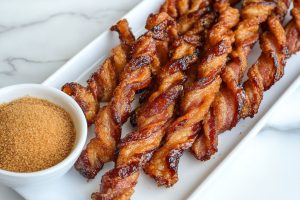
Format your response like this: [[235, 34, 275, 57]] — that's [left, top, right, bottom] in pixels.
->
[[0, 0, 299, 199]]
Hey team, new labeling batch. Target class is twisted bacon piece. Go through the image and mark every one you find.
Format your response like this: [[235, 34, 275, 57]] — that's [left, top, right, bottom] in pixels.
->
[[135, 3, 212, 107], [160, 0, 190, 18], [191, 0, 276, 160], [91, 10, 216, 200], [175, 0, 211, 34], [62, 19, 135, 125], [74, 13, 178, 179], [144, 1, 240, 187], [160, 0, 240, 20], [240, 2, 298, 118], [191, 0, 292, 159], [136, 0, 212, 106], [285, 0, 300, 54]]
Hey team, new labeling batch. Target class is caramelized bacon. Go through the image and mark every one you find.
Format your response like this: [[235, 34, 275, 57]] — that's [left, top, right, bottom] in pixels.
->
[[159, 0, 242, 19], [144, 1, 239, 187], [131, 5, 214, 122], [191, 0, 276, 160], [63, 0, 208, 127], [286, 0, 300, 54], [62, 19, 135, 125], [177, 1, 211, 34], [92, 10, 216, 200], [74, 13, 178, 179], [62, 13, 175, 126], [191, 0, 300, 186], [160, 0, 189, 18], [240, 15, 290, 117], [68, 0, 300, 198], [135, 0, 212, 107]]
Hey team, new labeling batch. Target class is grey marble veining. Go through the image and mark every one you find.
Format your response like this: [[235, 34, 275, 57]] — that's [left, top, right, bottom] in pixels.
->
[[1, 57, 67, 75], [263, 125, 300, 133], [0, 0, 140, 87]]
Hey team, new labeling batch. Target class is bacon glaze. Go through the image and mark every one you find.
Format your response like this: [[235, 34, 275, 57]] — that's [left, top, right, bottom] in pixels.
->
[[62, 19, 135, 125], [191, 0, 276, 160], [144, 1, 240, 187], [91, 9, 216, 200], [74, 13, 178, 179]]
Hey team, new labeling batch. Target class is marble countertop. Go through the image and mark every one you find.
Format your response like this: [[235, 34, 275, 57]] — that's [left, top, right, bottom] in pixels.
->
[[0, 0, 299, 199]]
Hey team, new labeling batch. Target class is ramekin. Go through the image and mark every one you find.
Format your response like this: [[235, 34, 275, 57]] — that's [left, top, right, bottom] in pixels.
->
[[0, 84, 87, 187]]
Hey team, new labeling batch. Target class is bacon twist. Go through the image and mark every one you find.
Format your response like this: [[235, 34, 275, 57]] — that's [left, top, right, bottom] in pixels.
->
[[74, 13, 178, 179], [91, 9, 216, 200], [240, 0, 297, 118], [62, 19, 135, 125], [62, 12, 177, 126], [160, 0, 190, 18], [191, 0, 276, 160], [144, 1, 240, 187], [134, 0, 213, 107], [135, 4, 213, 109], [175, 0, 211, 34], [286, 0, 300, 54], [160, 0, 240, 20], [191, 0, 293, 159]]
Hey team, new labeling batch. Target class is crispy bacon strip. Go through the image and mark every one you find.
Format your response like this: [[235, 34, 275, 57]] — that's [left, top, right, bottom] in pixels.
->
[[74, 13, 178, 179], [63, 1, 209, 126], [135, 4, 212, 108], [136, 0, 212, 106], [62, 19, 135, 125], [191, 0, 292, 160], [91, 10, 216, 200], [144, 1, 240, 187], [240, 5, 297, 118], [160, 0, 240, 20], [191, 0, 276, 160], [176, 0, 211, 34], [160, 0, 189, 18], [62, 12, 176, 126], [285, 0, 300, 54]]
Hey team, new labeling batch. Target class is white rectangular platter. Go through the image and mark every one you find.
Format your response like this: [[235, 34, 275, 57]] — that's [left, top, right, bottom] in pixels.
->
[[13, 0, 300, 199]]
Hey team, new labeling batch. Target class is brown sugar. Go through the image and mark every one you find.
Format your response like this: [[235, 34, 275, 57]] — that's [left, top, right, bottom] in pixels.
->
[[0, 97, 76, 173]]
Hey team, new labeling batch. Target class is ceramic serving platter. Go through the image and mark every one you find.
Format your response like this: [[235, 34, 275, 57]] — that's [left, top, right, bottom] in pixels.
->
[[12, 0, 300, 199]]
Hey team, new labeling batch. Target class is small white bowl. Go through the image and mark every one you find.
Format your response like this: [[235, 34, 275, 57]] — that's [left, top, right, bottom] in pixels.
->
[[0, 84, 87, 187]]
